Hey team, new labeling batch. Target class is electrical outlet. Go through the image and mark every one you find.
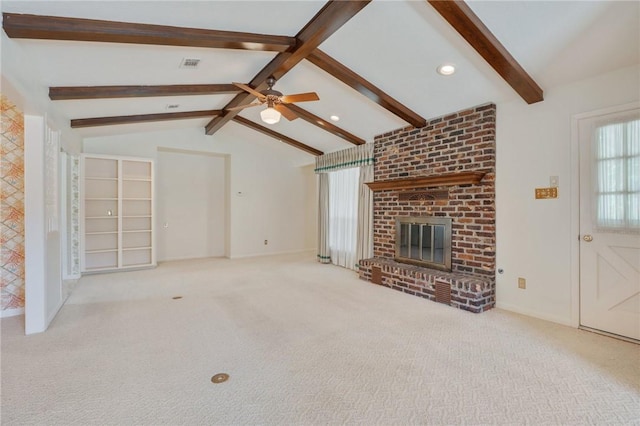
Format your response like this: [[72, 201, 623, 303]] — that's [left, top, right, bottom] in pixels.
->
[[518, 277, 526, 289], [264, 240, 268, 245]]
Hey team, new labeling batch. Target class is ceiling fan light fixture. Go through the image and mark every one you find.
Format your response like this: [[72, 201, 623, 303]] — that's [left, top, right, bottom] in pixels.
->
[[260, 107, 281, 124], [437, 64, 456, 76]]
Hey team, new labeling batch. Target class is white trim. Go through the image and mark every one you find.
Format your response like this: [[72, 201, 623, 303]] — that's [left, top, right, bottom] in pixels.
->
[[60, 153, 76, 280], [570, 114, 581, 328], [81, 152, 153, 163], [496, 302, 573, 327], [1, 307, 25, 318], [24, 115, 46, 335], [569, 101, 640, 329]]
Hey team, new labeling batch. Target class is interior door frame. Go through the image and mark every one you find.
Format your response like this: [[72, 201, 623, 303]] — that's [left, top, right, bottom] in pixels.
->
[[569, 101, 640, 329], [24, 115, 64, 334]]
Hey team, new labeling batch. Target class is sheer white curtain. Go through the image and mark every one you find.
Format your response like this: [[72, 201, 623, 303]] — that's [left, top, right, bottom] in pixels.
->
[[355, 164, 374, 265], [595, 117, 640, 231], [315, 143, 375, 269], [328, 167, 360, 269]]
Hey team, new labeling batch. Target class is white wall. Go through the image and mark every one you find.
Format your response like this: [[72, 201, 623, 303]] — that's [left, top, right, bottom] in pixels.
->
[[1, 33, 82, 154], [495, 64, 640, 325], [83, 123, 317, 260], [157, 149, 227, 261]]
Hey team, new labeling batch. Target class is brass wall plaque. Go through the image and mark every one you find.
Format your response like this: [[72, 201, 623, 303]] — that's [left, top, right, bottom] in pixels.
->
[[535, 187, 558, 199]]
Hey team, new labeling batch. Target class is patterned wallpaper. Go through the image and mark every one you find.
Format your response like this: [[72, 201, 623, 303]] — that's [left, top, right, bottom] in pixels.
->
[[1, 95, 25, 312]]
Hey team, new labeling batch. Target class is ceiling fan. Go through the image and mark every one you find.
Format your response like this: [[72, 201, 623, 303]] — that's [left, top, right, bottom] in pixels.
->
[[230, 77, 319, 124]]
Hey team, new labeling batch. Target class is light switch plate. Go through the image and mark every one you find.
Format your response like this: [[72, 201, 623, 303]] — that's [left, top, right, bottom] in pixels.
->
[[535, 187, 558, 199]]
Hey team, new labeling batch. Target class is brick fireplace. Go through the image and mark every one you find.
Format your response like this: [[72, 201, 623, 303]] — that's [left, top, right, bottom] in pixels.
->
[[358, 103, 496, 313]]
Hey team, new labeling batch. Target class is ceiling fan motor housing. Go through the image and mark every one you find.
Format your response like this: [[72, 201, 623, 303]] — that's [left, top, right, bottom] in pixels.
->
[[263, 77, 283, 98]]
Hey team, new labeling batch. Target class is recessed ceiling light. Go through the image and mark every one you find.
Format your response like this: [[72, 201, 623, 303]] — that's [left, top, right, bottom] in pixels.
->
[[330, 115, 340, 122], [437, 64, 456, 76]]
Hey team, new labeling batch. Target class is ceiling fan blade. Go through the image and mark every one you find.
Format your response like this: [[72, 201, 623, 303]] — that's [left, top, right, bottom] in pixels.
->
[[274, 104, 298, 121], [280, 92, 320, 103], [226, 102, 263, 112], [232, 82, 266, 100]]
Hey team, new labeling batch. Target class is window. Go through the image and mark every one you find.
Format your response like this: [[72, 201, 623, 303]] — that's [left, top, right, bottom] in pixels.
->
[[594, 118, 640, 231]]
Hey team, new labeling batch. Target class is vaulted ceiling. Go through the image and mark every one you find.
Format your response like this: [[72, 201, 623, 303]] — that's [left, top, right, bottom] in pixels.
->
[[1, 1, 638, 156]]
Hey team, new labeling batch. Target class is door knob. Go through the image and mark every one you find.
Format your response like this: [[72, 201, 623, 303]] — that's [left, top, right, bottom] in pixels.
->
[[583, 234, 593, 242]]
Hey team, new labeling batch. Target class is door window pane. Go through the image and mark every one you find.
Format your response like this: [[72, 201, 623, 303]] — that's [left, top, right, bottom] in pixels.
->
[[595, 118, 640, 231]]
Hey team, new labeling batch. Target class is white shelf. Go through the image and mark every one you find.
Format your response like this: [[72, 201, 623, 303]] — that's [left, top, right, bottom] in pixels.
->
[[82, 154, 155, 273], [86, 248, 118, 254], [84, 266, 118, 272]]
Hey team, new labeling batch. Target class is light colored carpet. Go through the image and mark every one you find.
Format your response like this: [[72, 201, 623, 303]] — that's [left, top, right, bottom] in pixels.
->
[[1, 252, 639, 425]]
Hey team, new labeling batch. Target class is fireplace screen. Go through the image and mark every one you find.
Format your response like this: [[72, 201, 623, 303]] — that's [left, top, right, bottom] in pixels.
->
[[395, 216, 452, 271]]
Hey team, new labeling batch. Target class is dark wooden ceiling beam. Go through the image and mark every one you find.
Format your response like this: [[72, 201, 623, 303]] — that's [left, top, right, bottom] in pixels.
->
[[427, 0, 543, 104], [284, 104, 365, 145], [70, 109, 221, 128], [307, 49, 426, 128], [50, 84, 240, 100], [205, 1, 371, 135], [2, 12, 295, 52], [233, 116, 323, 156]]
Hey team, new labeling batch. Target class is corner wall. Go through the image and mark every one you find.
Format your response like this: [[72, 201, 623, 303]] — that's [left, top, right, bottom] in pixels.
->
[[495, 64, 640, 325], [82, 125, 317, 260]]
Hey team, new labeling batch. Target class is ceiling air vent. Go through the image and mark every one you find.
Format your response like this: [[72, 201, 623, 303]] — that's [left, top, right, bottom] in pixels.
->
[[166, 104, 180, 110], [180, 58, 201, 69]]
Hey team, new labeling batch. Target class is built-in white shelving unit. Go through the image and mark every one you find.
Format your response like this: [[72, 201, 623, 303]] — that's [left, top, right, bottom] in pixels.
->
[[81, 154, 155, 273]]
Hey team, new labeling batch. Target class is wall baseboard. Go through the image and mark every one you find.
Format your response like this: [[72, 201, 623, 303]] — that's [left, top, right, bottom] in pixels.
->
[[1, 307, 25, 318], [228, 248, 315, 260], [158, 254, 226, 263], [496, 302, 573, 327]]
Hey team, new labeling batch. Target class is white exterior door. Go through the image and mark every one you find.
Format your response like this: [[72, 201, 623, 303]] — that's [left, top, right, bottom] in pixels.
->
[[578, 104, 640, 341]]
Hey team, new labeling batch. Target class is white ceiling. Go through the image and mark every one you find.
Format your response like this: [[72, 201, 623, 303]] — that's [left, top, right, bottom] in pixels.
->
[[1, 0, 638, 156]]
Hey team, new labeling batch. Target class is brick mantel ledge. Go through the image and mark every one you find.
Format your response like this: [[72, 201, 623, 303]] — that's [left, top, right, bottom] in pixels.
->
[[359, 258, 495, 313]]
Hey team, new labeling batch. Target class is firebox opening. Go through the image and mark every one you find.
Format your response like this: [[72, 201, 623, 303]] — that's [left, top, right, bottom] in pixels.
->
[[395, 216, 452, 272]]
